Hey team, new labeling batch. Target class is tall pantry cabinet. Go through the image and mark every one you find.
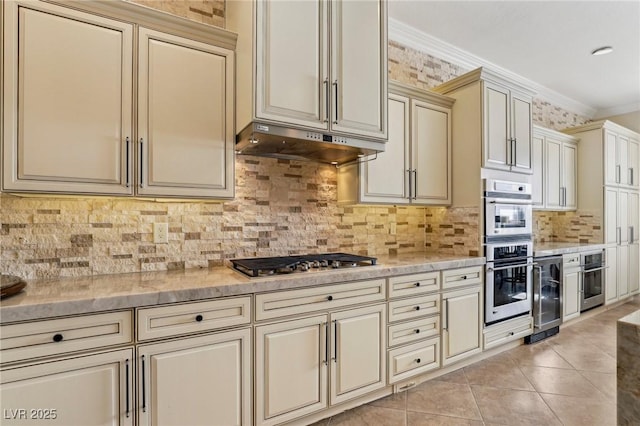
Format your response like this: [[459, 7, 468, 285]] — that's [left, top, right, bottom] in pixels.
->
[[565, 120, 640, 302], [1, 0, 236, 198]]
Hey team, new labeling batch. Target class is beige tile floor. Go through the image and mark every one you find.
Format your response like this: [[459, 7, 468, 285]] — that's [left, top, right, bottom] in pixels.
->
[[310, 297, 640, 426]]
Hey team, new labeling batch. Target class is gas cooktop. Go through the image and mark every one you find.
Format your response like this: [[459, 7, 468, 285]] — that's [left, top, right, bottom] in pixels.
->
[[230, 253, 377, 278]]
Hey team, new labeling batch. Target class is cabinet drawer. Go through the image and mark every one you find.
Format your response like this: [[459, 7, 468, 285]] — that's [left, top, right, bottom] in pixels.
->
[[255, 279, 385, 321], [1, 311, 132, 364], [388, 337, 440, 384], [388, 272, 439, 299], [483, 315, 533, 350], [388, 316, 439, 347], [137, 296, 251, 341], [442, 266, 483, 289], [563, 253, 580, 267], [388, 294, 439, 323]]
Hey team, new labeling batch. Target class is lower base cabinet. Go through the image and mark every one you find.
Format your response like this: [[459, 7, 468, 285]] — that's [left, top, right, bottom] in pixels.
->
[[442, 286, 482, 365], [0, 348, 134, 426], [483, 315, 533, 350], [137, 328, 251, 426], [255, 304, 386, 426]]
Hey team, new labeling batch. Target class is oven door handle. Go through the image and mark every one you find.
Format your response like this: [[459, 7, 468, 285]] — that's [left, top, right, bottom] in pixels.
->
[[487, 200, 534, 205], [487, 262, 536, 272]]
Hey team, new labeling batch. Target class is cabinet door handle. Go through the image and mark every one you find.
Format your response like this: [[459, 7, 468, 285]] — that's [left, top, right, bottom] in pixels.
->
[[125, 359, 130, 418], [629, 226, 634, 244], [125, 137, 130, 188], [512, 138, 517, 166], [617, 165, 621, 183], [323, 79, 329, 123], [629, 168, 634, 185], [412, 169, 417, 200], [141, 355, 147, 413], [322, 322, 329, 365], [443, 299, 448, 330], [617, 227, 622, 245], [139, 138, 144, 188], [407, 169, 413, 200], [332, 319, 338, 362], [332, 80, 339, 124]]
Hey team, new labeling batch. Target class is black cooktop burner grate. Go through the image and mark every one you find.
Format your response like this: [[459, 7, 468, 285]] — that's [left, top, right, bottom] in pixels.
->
[[230, 253, 377, 277]]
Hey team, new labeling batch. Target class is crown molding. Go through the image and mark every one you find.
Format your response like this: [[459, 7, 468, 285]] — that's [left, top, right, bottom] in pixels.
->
[[389, 17, 597, 118], [594, 102, 640, 119]]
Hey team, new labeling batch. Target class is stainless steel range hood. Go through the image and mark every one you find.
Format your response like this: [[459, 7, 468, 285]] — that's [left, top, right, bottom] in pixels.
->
[[235, 122, 385, 165]]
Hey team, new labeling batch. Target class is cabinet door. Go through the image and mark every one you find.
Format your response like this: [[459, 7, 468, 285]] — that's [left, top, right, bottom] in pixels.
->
[[605, 246, 618, 304], [531, 134, 544, 208], [330, 0, 386, 139], [604, 130, 619, 185], [411, 99, 451, 204], [628, 138, 639, 188], [604, 188, 619, 245], [563, 268, 580, 321], [483, 83, 511, 171], [629, 192, 639, 295], [329, 304, 386, 406], [137, 28, 234, 198], [137, 329, 250, 426], [618, 244, 629, 299], [629, 243, 640, 295], [618, 135, 630, 187], [562, 142, 578, 209], [2, 1, 133, 195], [0, 349, 134, 426], [511, 93, 533, 173], [619, 189, 630, 244], [360, 94, 408, 203], [255, 0, 328, 130], [442, 286, 482, 365], [545, 138, 562, 209], [255, 315, 327, 426]]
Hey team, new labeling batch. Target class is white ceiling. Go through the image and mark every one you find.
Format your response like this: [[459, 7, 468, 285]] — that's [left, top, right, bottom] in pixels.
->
[[388, 0, 640, 118]]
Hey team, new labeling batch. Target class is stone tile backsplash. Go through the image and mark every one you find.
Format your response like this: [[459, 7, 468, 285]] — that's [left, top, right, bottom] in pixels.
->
[[533, 210, 603, 244]]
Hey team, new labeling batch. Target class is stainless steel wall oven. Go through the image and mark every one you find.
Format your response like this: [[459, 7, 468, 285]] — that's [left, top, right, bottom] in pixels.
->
[[484, 179, 533, 241]]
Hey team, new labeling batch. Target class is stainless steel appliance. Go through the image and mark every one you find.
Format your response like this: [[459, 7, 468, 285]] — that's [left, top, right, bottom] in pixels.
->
[[526, 256, 562, 343], [484, 179, 533, 241], [580, 250, 606, 311], [485, 239, 534, 324], [230, 253, 377, 278]]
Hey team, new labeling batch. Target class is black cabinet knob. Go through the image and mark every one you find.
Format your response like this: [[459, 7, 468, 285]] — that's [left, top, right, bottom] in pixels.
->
[[415, 329, 420, 334], [415, 306, 421, 311], [461, 275, 467, 280], [195, 314, 204, 322], [416, 358, 421, 364], [414, 282, 421, 287], [52, 333, 63, 343], [327, 295, 333, 301]]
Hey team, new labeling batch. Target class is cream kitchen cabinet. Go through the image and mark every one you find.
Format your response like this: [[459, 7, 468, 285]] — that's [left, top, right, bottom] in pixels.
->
[[562, 253, 581, 321], [337, 81, 453, 205], [604, 129, 639, 188], [254, 298, 385, 425], [435, 68, 534, 175], [532, 126, 578, 210], [2, 0, 235, 198], [441, 267, 483, 365], [0, 310, 134, 426], [137, 329, 251, 426], [228, 0, 387, 141]]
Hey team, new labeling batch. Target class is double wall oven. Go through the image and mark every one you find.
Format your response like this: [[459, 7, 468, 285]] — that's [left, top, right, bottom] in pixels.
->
[[484, 179, 534, 325]]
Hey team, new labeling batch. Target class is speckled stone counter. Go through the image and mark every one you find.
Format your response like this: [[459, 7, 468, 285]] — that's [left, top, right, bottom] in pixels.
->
[[0, 253, 485, 323], [533, 242, 606, 257], [618, 309, 640, 424]]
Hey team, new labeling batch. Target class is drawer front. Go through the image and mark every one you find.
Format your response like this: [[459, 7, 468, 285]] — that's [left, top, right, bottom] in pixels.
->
[[388, 272, 439, 299], [388, 337, 440, 384], [1, 311, 132, 364], [483, 315, 533, 350], [255, 279, 386, 321], [442, 266, 483, 290], [388, 316, 439, 347], [563, 253, 580, 266], [388, 294, 439, 323], [137, 296, 251, 341]]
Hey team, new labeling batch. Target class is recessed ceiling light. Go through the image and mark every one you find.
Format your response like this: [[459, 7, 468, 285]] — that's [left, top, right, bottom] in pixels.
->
[[591, 46, 613, 56]]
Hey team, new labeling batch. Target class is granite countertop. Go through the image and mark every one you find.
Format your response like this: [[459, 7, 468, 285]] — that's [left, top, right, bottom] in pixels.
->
[[533, 242, 606, 257], [0, 252, 485, 323]]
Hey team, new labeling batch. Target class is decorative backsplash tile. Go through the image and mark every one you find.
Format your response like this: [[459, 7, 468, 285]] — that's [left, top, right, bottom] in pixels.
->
[[425, 207, 481, 257], [125, 0, 225, 28], [533, 210, 603, 244]]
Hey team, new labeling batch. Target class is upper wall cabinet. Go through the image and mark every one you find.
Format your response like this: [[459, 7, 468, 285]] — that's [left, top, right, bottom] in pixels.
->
[[531, 125, 578, 211], [434, 67, 535, 175], [2, 0, 236, 198], [337, 81, 454, 205], [228, 0, 388, 141]]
